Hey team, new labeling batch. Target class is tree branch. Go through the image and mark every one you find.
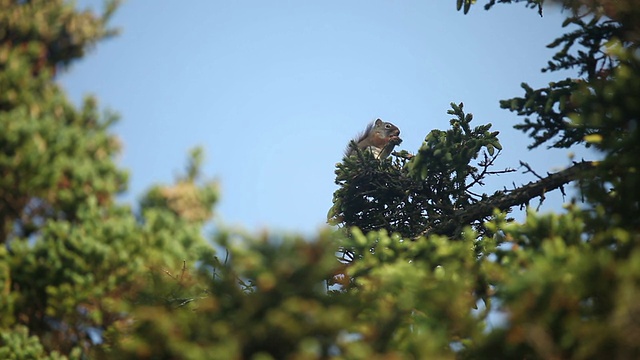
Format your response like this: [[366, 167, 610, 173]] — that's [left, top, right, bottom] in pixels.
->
[[420, 161, 596, 237]]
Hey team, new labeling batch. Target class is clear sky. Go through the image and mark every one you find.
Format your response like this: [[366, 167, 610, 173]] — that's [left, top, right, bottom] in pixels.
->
[[60, 1, 593, 234]]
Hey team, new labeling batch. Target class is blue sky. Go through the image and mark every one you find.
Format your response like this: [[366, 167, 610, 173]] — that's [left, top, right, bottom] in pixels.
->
[[60, 1, 593, 234]]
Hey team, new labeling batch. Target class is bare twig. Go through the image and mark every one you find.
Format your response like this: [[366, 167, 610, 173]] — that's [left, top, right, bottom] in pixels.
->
[[180, 260, 187, 281], [520, 161, 544, 180]]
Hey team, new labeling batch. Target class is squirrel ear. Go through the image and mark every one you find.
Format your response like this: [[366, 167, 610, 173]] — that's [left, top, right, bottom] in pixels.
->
[[374, 118, 383, 126]]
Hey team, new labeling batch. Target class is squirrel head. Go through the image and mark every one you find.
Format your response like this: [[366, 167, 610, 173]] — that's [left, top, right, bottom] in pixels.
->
[[369, 119, 401, 149]]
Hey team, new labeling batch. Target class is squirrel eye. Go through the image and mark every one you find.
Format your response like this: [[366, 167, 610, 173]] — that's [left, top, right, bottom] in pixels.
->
[[385, 124, 391, 129]]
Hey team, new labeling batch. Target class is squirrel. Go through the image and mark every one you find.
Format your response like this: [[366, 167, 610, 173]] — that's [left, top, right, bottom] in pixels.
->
[[345, 119, 402, 159]]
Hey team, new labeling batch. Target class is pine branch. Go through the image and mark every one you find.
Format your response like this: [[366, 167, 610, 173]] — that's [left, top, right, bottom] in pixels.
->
[[420, 160, 595, 237]]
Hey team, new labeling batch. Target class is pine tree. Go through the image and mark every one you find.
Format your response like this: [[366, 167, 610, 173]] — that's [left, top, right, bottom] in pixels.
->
[[0, 1, 216, 358], [1, 0, 638, 359]]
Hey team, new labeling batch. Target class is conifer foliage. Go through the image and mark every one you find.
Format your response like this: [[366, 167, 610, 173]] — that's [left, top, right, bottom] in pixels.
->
[[329, 102, 506, 242], [1, 0, 639, 359]]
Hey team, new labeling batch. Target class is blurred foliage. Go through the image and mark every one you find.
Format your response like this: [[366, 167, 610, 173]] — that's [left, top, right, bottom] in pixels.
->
[[0, 325, 76, 359], [140, 148, 219, 224], [0, 0, 639, 359], [0, 0, 125, 243]]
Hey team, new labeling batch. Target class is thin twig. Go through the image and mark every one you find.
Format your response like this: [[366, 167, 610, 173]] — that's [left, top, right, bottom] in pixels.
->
[[520, 161, 544, 180]]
